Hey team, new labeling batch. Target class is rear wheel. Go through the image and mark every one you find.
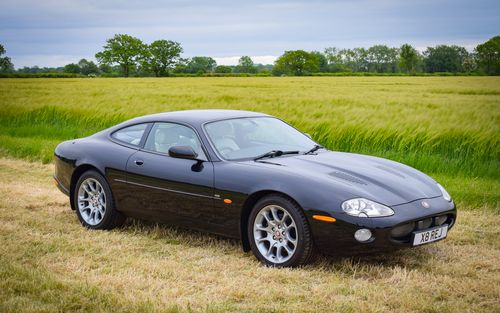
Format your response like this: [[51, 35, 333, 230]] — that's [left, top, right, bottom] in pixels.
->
[[74, 170, 125, 229], [248, 194, 314, 267]]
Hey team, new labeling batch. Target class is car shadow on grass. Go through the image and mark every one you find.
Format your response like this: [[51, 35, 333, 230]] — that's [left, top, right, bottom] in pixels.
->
[[118, 217, 436, 271], [311, 247, 435, 271]]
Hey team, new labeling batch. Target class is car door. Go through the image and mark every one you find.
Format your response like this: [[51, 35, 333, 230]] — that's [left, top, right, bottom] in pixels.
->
[[106, 122, 151, 213], [124, 122, 215, 228]]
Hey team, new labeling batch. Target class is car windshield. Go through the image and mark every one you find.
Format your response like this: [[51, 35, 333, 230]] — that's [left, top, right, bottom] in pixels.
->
[[204, 117, 317, 160]]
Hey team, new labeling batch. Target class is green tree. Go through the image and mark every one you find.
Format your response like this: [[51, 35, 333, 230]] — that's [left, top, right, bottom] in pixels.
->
[[0, 43, 14, 73], [98, 63, 113, 74], [95, 34, 146, 77], [142, 40, 183, 77], [399, 44, 420, 74], [173, 58, 189, 73], [78, 59, 99, 75], [475, 36, 500, 75], [310, 51, 328, 72], [423, 45, 469, 73], [324, 47, 350, 72], [255, 63, 274, 73], [366, 45, 399, 73], [273, 50, 320, 76], [184, 56, 216, 74], [234, 56, 257, 73], [17, 66, 40, 73], [215, 65, 232, 73], [63, 63, 81, 74], [462, 54, 478, 73], [336, 48, 369, 72]]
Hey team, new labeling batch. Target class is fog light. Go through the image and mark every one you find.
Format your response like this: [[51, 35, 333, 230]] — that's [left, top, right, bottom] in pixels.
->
[[354, 228, 372, 242]]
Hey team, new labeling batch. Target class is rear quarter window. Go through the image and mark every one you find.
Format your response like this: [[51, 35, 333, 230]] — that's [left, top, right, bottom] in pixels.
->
[[111, 124, 148, 146]]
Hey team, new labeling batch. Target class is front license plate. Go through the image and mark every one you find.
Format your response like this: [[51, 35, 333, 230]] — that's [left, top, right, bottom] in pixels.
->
[[412, 225, 448, 246]]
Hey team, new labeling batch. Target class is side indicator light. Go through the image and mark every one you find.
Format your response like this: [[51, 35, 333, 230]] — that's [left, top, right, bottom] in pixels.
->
[[312, 215, 336, 222], [223, 199, 233, 204]]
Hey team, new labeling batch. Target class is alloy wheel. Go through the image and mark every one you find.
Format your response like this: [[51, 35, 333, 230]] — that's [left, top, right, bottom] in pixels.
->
[[253, 204, 298, 264], [77, 178, 106, 226]]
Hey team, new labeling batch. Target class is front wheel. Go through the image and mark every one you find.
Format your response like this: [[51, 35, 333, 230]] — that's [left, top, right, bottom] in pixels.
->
[[248, 194, 314, 267], [74, 170, 125, 230]]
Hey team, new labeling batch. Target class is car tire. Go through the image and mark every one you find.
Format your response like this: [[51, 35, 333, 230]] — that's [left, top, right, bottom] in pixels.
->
[[248, 194, 314, 267], [73, 170, 125, 230]]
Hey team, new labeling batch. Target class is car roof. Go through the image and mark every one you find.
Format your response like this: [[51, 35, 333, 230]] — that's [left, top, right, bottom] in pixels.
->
[[123, 109, 270, 126]]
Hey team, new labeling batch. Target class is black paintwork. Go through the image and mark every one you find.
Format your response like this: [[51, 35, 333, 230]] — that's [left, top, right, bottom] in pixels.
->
[[54, 110, 456, 255]]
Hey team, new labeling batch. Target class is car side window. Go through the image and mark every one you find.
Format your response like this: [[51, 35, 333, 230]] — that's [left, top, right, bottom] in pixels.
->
[[111, 123, 148, 146], [144, 122, 205, 159]]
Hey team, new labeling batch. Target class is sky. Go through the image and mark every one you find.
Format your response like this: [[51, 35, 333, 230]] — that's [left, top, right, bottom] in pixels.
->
[[1, 0, 499, 68]]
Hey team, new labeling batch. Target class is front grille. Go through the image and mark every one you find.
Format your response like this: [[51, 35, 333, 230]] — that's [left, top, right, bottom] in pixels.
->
[[390, 214, 454, 242]]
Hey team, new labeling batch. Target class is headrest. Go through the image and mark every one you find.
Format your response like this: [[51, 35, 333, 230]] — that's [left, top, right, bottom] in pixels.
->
[[155, 127, 179, 145]]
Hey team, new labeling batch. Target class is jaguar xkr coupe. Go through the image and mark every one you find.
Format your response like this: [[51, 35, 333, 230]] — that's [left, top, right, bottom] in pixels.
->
[[54, 110, 456, 267]]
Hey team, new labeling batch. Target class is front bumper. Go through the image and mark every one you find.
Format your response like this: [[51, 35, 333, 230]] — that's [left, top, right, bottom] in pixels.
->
[[309, 197, 457, 256]]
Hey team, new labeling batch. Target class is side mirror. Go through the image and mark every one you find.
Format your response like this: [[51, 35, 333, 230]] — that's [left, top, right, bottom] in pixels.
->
[[304, 133, 312, 139], [168, 146, 198, 160]]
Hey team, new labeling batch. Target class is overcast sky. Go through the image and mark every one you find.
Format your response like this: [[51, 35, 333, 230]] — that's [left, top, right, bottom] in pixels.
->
[[1, 0, 499, 68]]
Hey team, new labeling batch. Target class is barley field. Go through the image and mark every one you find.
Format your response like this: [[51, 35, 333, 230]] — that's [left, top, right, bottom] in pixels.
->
[[0, 77, 499, 312], [0, 77, 498, 208]]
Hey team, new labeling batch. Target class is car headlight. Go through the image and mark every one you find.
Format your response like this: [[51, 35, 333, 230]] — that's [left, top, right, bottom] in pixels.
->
[[437, 183, 452, 202], [341, 198, 394, 217]]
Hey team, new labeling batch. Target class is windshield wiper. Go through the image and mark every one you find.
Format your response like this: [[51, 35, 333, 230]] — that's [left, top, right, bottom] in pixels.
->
[[254, 150, 299, 161], [304, 144, 324, 155]]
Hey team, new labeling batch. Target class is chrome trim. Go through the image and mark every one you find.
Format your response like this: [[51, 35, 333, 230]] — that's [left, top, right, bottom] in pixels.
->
[[108, 120, 212, 162], [114, 179, 220, 200]]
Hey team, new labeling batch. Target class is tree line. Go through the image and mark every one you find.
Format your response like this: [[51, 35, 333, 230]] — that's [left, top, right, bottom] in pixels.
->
[[1, 35, 499, 76]]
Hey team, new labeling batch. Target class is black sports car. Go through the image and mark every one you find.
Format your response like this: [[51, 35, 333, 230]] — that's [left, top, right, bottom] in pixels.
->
[[54, 110, 456, 267]]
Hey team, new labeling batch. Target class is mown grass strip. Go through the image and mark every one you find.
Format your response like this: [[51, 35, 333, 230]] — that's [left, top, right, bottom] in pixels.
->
[[0, 157, 499, 312]]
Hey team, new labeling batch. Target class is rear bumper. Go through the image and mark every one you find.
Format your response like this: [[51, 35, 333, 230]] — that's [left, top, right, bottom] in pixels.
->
[[54, 175, 70, 196], [309, 197, 457, 256], [53, 148, 75, 197]]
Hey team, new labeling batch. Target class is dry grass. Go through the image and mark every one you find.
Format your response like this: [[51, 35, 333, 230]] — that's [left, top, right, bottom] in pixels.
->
[[0, 157, 499, 313]]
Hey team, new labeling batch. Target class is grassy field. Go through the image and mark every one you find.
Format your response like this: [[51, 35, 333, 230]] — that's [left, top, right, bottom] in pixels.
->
[[0, 158, 499, 313], [0, 77, 499, 312], [0, 77, 498, 209]]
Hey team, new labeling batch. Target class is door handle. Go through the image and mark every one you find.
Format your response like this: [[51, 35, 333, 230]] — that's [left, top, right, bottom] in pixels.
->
[[134, 160, 144, 166]]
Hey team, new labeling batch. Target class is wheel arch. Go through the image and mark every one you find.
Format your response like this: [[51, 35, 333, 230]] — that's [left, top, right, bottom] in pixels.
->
[[239, 190, 305, 252], [69, 164, 105, 210]]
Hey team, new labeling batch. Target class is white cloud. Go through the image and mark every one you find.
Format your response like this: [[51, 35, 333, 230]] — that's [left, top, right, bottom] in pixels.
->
[[252, 56, 278, 65], [13, 54, 95, 68], [213, 55, 277, 66], [1, 0, 498, 67]]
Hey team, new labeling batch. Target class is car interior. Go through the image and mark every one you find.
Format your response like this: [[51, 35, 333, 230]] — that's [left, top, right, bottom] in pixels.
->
[[144, 123, 204, 157]]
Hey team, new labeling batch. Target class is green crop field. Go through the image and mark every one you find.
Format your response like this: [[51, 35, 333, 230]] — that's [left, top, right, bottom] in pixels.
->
[[0, 77, 499, 312], [0, 77, 498, 210]]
